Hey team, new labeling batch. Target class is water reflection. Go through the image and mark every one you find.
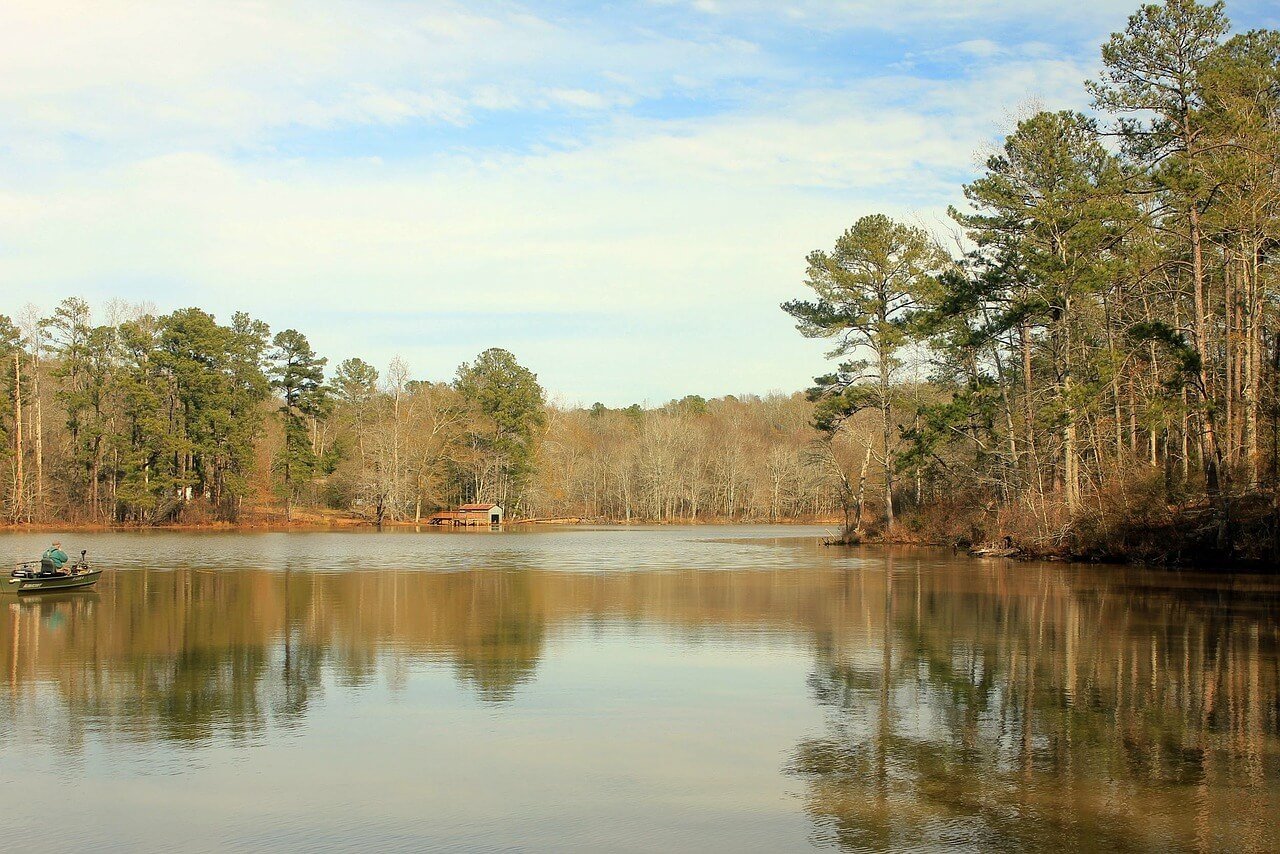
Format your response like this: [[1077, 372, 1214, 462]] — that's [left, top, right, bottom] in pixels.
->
[[791, 558, 1280, 852], [1, 548, 1277, 851]]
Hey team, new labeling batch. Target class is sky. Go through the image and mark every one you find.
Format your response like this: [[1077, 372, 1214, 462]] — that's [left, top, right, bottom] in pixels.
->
[[2, 1, 1277, 407]]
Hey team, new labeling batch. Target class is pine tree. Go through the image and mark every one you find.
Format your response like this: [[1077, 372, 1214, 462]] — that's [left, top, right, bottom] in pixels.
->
[[454, 348, 545, 514], [269, 329, 328, 519], [782, 214, 948, 531], [949, 111, 1131, 512]]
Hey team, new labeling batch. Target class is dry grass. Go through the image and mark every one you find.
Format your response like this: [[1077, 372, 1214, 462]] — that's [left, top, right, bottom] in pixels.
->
[[894, 469, 1279, 567]]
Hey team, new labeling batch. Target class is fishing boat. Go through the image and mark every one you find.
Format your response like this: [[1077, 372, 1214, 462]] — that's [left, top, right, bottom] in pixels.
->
[[5, 551, 102, 595]]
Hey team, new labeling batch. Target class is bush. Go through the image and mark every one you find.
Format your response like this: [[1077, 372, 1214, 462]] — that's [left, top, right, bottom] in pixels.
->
[[322, 474, 358, 511]]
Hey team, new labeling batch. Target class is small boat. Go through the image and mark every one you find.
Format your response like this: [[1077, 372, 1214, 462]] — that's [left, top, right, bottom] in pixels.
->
[[5, 551, 102, 595]]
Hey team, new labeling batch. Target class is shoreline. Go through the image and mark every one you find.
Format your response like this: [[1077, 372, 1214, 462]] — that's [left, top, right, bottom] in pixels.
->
[[0, 516, 848, 534], [7, 516, 1271, 571], [0, 518, 1069, 570]]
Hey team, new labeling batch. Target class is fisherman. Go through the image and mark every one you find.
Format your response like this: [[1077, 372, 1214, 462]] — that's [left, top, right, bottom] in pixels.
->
[[41, 541, 69, 575]]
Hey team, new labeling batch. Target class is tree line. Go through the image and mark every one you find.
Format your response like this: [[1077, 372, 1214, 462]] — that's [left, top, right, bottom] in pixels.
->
[[785, 0, 1280, 560], [0, 299, 847, 525]]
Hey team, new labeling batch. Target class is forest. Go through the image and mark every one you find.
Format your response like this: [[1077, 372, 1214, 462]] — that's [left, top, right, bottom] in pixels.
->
[[0, 298, 843, 527], [2, 0, 1278, 564], [785, 0, 1280, 563]]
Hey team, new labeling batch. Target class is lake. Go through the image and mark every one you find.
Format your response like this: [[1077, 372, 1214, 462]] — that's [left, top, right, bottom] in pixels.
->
[[1, 526, 1276, 852]]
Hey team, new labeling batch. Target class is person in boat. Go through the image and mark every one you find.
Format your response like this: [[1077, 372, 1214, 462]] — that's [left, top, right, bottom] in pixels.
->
[[40, 542, 69, 575]]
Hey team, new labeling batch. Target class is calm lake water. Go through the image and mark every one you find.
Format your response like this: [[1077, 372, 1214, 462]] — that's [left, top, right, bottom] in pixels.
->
[[0, 526, 1277, 852]]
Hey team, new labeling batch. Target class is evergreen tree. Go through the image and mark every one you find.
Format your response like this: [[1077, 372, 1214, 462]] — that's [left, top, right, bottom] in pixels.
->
[[334, 358, 378, 407], [222, 312, 272, 514], [947, 110, 1131, 512], [454, 348, 545, 514], [43, 297, 95, 513], [269, 329, 329, 519], [1088, 0, 1232, 490], [113, 318, 173, 522], [783, 214, 947, 530], [149, 308, 271, 520]]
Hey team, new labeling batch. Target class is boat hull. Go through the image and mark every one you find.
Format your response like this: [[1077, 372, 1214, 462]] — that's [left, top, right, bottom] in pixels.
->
[[4, 569, 102, 594]]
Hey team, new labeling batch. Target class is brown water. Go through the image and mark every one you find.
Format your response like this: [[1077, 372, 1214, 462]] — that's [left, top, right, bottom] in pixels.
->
[[0, 527, 1277, 852]]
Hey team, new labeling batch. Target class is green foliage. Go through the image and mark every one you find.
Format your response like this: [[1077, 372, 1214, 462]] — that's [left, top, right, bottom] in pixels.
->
[[454, 348, 545, 509], [806, 363, 877, 435], [783, 214, 947, 361], [951, 110, 1129, 325], [786, 0, 1280, 544], [334, 358, 378, 407], [784, 214, 948, 525], [455, 348, 544, 437], [270, 330, 327, 415], [1088, 0, 1230, 162], [784, 215, 947, 427], [1129, 322, 1203, 379], [668, 395, 708, 417], [99, 308, 272, 521], [269, 329, 330, 508]]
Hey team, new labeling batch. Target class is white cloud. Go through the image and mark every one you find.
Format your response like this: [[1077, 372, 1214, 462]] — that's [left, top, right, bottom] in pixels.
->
[[546, 88, 634, 110], [955, 39, 1003, 58], [0, 0, 767, 165], [0, 0, 1115, 400], [0, 52, 1093, 400], [654, 0, 1137, 30]]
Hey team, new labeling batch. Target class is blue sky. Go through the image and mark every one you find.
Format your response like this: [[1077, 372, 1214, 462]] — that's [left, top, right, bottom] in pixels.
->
[[2, 0, 1276, 406]]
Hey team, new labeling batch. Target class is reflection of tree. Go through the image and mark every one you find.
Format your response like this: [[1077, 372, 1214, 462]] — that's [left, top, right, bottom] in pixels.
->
[[153, 644, 270, 743], [788, 562, 1280, 852], [0, 567, 561, 746], [6, 566, 871, 745], [452, 573, 545, 702], [271, 570, 325, 724], [3, 558, 1276, 853]]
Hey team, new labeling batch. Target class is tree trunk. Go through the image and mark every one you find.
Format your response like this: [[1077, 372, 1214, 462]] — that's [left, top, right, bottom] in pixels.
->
[[1019, 323, 1043, 504], [284, 454, 292, 522], [32, 354, 42, 521], [1243, 239, 1261, 486], [854, 443, 873, 534], [1189, 199, 1221, 493], [12, 351, 24, 522], [1105, 295, 1123, 465], [879, 345, 894, 529]]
